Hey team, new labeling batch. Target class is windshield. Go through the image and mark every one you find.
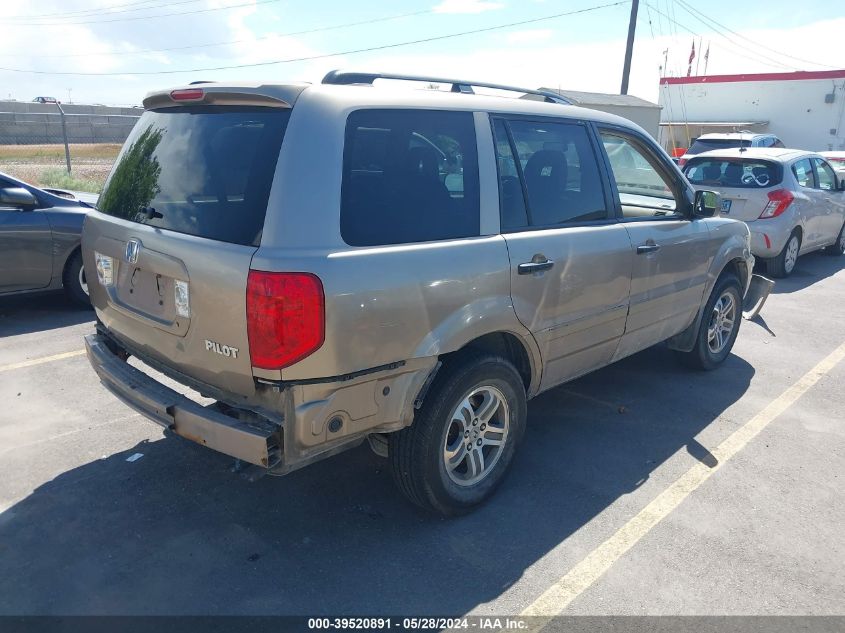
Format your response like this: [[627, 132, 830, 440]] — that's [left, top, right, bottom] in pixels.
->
[[97, 106, 290, 246], [687, 138, 751, 155], [685, 158, 782, 189]]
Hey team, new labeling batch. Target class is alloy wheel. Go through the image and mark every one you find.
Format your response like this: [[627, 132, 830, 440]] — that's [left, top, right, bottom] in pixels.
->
[[443, 385, 510, 486], [784, 236, 799, 274], [707, 291, 736, 354]]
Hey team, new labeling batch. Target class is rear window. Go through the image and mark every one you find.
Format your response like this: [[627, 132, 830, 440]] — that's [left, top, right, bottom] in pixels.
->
[[340, 109, 479, 246], [687, 138, 751, 155], [684, 158, 782, 189], [97, 106, 290, 246]]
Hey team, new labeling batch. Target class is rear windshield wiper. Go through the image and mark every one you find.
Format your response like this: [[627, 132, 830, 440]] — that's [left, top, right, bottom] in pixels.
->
[[140, 206, 163, 220]]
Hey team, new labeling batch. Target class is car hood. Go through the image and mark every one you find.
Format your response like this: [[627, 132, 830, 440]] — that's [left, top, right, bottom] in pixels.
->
[[42, 188, 99, 207]]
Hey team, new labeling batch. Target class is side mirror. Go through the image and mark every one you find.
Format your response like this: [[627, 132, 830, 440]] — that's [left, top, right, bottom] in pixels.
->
[[838, 177, 845, 191], [0, 187, 38, 210], [693, 189, 720, 218]]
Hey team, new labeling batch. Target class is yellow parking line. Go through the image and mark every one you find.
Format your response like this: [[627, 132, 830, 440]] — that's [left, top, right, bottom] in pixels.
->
[[521, 339, 845, 621], [0, 349, 85, 373]]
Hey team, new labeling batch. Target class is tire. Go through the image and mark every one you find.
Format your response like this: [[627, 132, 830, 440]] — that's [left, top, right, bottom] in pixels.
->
[[388, 352, 527, 516], [824, 222, 845, 256], [765, 230, 801, 278], [62, 251, 90, 307], [677, 274, 742, 371]]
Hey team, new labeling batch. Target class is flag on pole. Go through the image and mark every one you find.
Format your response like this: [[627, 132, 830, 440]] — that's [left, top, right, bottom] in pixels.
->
[[687, 41, 696, 76], [703, 43, 710, 75]]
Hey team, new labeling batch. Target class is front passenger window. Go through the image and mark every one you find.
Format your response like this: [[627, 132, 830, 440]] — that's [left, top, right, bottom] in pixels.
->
[[600, 132, 679, 217]]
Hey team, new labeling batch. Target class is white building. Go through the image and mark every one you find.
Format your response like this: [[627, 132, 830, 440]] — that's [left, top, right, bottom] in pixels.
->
[[522, 89, 661, 139], [658, 70, 845, 154], [533, 89, 661, 139]]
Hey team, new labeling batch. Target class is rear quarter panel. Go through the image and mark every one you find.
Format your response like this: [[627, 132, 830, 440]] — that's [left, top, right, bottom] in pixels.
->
[[250, 237, 537, 384]]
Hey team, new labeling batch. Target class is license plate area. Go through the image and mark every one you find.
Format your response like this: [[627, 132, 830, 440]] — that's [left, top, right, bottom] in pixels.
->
[[117, 267, 177, 322], [107, 240, 191, 337], [720, 199, 732, 214]]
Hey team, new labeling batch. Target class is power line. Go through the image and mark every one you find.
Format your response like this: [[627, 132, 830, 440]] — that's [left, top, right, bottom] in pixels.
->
[[668, 0, 800, 71], [673, 0, 837, 70], [643, 2, 796, 72], [0, 0, 282, 26], [5, 0, 206, 21], [0, 9, 433, 58], [0, 1, 630, 76]]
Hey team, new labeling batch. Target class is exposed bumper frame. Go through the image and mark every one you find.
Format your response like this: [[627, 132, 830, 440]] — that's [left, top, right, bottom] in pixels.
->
[[84, 333, 280, 467]]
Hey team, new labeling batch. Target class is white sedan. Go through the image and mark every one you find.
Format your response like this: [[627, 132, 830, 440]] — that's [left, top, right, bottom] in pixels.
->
[[684, 148, 845, 277]]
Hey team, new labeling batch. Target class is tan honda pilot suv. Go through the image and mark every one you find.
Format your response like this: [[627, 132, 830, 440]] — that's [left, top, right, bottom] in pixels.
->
[[83, 71, 759, 516]]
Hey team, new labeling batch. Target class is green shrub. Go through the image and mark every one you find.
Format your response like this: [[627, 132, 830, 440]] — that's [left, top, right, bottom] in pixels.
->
[[37, 168, 103, 193]]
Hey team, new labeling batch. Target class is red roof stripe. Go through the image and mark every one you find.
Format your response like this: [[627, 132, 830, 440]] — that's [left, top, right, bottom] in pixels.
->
[[660, 70, 845, 85]]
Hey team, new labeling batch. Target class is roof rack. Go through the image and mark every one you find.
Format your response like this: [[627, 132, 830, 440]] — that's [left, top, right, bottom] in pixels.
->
[[321, 70, 572, 105]]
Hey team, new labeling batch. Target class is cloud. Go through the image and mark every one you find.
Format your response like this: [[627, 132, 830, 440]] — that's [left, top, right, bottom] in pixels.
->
[[433, 0, 505, 15], [505, 29, 554, 44], [1, 0, 843, 110], [347, 16, 845, 105]]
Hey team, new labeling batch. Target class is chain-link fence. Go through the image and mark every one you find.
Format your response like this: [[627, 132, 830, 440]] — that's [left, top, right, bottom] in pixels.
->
[[0, 101, 140, 194]]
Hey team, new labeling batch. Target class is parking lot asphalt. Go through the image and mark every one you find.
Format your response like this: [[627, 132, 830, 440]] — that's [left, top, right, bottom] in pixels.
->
[[0, 252, 843, 617]]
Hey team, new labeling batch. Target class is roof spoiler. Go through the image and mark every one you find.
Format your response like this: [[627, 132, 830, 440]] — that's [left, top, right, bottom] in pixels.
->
[[321, 70, 572, 105]]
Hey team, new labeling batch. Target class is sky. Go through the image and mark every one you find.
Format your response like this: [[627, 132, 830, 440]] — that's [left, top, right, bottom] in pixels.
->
[[0, 0, 843, 107]]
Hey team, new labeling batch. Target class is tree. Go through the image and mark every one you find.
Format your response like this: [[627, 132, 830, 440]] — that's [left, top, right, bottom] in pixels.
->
[[98, 125, 164, 221]]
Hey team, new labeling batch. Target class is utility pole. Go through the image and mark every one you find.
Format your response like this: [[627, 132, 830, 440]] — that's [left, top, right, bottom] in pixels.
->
[[620, 0, 639, 95]]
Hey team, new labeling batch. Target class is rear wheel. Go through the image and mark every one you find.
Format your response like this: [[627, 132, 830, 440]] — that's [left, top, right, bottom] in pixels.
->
[[677, 274, 742, 370], [824, 222, 845, 256], [389, 353, 526, 516], [63, 251, 90, 307], [765, 230, 801, 278]]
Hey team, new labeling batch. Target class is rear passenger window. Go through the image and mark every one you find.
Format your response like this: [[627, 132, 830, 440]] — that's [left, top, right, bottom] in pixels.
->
[[340, 109, 479, 246], [792, 159, 815, 188], [813, 158, 836, 191], [502, 120, 607, 227], [600, 132, 679, 217], [492, 118, 528, 230]]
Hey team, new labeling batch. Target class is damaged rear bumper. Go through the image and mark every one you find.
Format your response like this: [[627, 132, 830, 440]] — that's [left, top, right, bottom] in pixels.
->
[[85, 333, 281, 468]]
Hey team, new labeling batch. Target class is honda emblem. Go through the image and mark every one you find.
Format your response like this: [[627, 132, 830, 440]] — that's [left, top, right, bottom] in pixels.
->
[[125, 239, 141, 264]]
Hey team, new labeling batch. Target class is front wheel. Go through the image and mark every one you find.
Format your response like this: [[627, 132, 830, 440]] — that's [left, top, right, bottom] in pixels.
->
[[389, 353, 527, 516], [677, 274, 742, 370]]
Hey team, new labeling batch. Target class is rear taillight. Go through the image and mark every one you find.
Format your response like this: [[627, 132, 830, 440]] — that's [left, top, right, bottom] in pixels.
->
[[760, 188, 794, 218], [170, 88, 204, 101], [678, 157, 687, 167], [94, 252, 114, 286], [246, 271, 325, 370]]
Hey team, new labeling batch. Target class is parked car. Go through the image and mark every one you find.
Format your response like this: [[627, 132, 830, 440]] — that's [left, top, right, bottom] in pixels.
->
[[0, 171, 95, 305], [32, 96, 58, 104], [819, 151, 845, 179], [83, 71, 760, 515], [684, 148, 845, 277], [678, 133, 784, 168]]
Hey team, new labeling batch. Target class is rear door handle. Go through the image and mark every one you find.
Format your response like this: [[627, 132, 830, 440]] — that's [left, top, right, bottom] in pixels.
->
[[636, 243, 661, 254], [518, 259, 554, 274]]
